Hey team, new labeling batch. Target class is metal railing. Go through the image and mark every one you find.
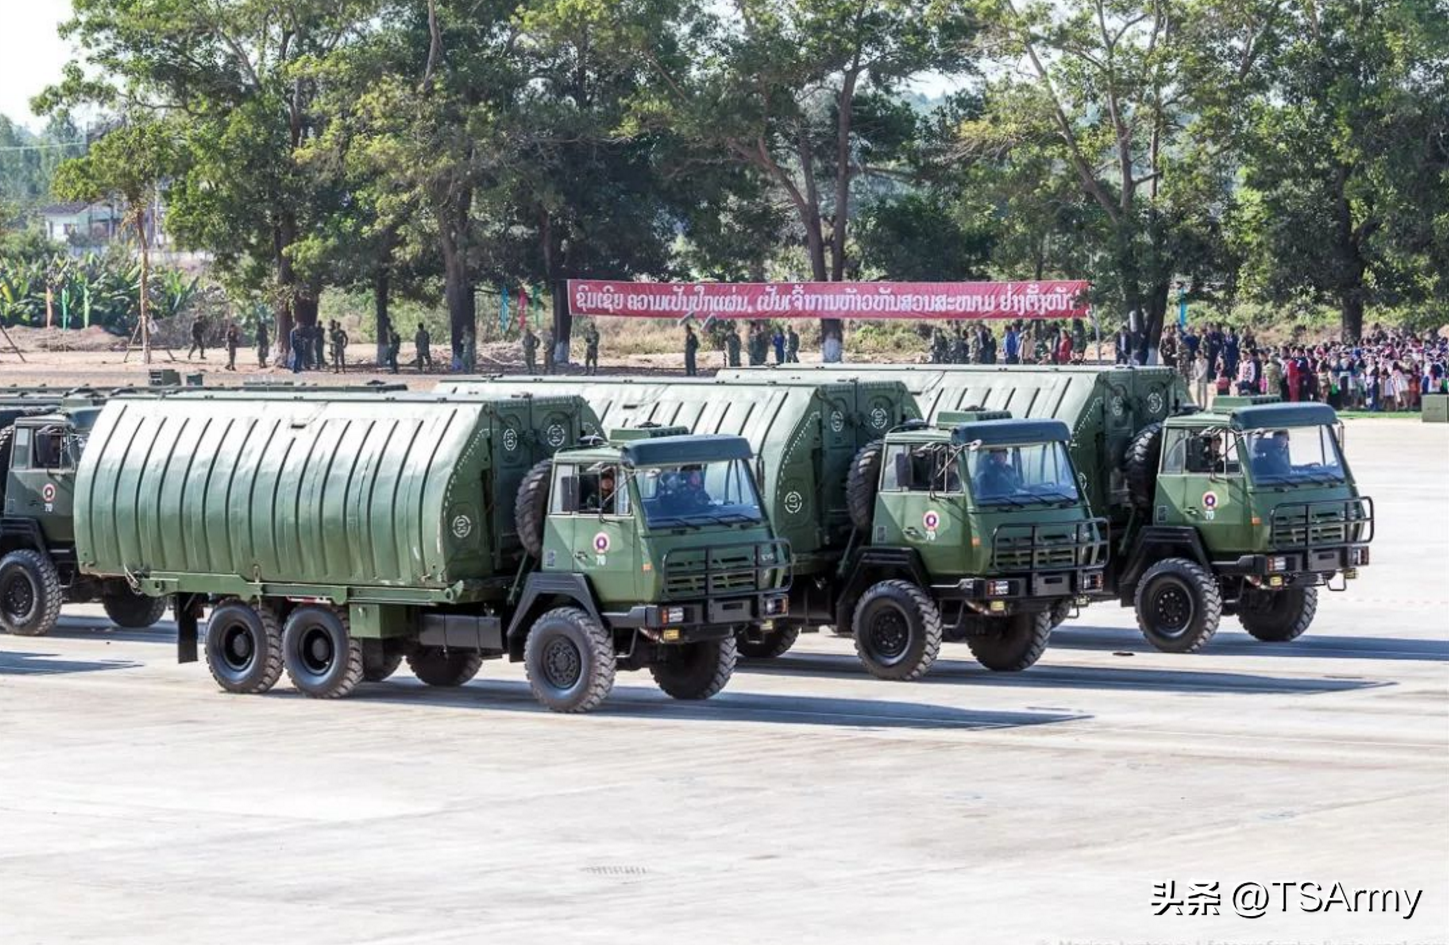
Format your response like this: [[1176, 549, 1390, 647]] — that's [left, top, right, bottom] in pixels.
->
[[990, 518, 1110, 572], [660, 538, 792, 599], [1269, 497, 1374, 552]]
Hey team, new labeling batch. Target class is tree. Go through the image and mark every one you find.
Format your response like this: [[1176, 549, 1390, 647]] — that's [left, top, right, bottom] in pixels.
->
[[52, 118, 178, 361], [626, 0, 977, 355], [1230, 0, 1449, 339]]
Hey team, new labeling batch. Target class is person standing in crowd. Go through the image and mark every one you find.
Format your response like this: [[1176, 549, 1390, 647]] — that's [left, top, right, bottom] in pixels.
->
[[329, 320, 348, 373], [224, 321, 239, 371], [1159, 326, 1178, 375], [1192, 350, 1210, 406], [1236, 347, 1258, 394], [1004, 323, 1020, 364], [583, 322, 600, 375], [1205, 322, 1224, 377], [684, 323, 699, 376], [289, 320, 306, 374], [1223, 327, 1240, 382], [386, 326, 402, 374], [951, 325, 968, 363], [522, 324, 538, 374], [255, 319, 269, 368], [725, 323, 742, 367], [1055, 325, 1074, 365], [311, 322, 325, 371], [786, 324, 800, 363], [415, 322, 432, 371], [929, 325, 946, 363], [1114, 323, 1133, 364], [1264, 351, 1284, 399], [772, 323, 786, 364], [187, 314, 207, 360], [543, 327, 556, 374]]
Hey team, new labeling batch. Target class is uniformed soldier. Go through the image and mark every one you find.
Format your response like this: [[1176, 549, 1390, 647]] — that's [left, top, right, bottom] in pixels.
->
[[255, 320, 269, 368], [950, 325, 968, 363], [312, 322, 326, 371], [522, 325, 539, 374], [387, 327, 402, 374], [462, 325, 476, 372], [224, 322, 240, 371], [415, 323, 432, 371], [684, 323, 699, 376], [785, 325, 800, 363], [543, 328, 556, 375], [724, 324, 742, 367], [187, 315, 206, 360], [329, 320, 348, 373], [584, 323, 600, 375]]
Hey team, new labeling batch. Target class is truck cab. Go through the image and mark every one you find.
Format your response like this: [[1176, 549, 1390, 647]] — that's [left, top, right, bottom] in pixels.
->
[[841, 411, 1108, 677], [1128, 400, 1373, 649]]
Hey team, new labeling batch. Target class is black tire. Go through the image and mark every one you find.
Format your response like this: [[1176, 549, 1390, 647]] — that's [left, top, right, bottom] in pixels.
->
[[282, 605, 364, 698], [965, 610, 1053, 671], [1124, 422, 1164, 512], [0, 549, 62, 637], [651, 635, 737, 700], [851, 579, 943, 681], [1048, 598, 1073, 629], [361, 640, 404, 682], [204, 598, 284, 694], [1239, 585, 1318, 642], [102, 588, 170, 629], [523, 606, 616, 713], [846, 439, 884, 532], [735, 625, 800, 660], [1134, 558, 1222, 653], [514, 458, 554, 558], [406, 646, 484, 686]]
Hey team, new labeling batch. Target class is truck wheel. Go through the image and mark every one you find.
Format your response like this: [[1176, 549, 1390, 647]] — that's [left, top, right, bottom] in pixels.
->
[[361, 641, 404, 682], [282, 605, 364, 698], [514, 458, 554, 558], [524, 607, 616, 713], [204, 599, 284, 694], [1134, 558, 1222, 653], [1124, 422, 1164, 512], [1239, 586, 1318, 642], [0, 549, 62, 637], [102, 589, 170, 629], [406, 647, 483, 686], [966, 611, 1053, 671], [651, 635, 737, 700], [735, 625, 800, 659], [1048, 599, 1073, 629], [851, 579, 943, 681], [845, 440, 884, 532]]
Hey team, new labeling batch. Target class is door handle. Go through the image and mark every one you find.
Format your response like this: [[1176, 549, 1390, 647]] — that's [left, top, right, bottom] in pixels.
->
[[1185, 508, 1198, 517], [574, 551, 589, 561], [904, 526, 922, 538]]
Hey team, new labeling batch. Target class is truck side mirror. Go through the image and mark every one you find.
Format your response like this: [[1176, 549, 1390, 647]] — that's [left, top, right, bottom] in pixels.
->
[[893, 452, 911, 489], [559, 475, 579, 513]]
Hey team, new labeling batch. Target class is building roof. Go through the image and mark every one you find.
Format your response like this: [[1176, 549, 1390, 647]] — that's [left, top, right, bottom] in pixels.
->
[[36, 201, 92, 216]]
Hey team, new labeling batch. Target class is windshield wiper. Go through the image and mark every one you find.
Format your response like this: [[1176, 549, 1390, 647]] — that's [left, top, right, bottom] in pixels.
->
[[647, 515, 690, 528], [712, 512, 762, 524]]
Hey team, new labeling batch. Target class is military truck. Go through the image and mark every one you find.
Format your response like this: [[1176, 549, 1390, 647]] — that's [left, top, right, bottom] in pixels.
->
[[730, 365, 1373, 651], [440, 377, 1107, 681], [66, 388, 788, 712], [1, 394, 171, 635]]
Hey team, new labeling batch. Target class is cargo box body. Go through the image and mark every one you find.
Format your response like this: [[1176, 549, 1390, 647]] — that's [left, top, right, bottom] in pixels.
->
[[74, 390, 586, 602]]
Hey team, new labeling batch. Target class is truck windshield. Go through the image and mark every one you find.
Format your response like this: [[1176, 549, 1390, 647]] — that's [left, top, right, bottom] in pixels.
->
[[636, 459, 765, 528], [1243, 426, 1346, 485], [965, 442, 1080, 506]]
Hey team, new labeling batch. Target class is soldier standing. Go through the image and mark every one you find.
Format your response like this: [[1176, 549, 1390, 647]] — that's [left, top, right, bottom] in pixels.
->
[[684, 323, 699, 376], [256, 320, 269, 368], [330, 320, 349, 373], [543, 328, 556, 375], [522, 324, 539, 374], [187, 315, 206, 360], [584, 323, 600, 375], [312, 323, 326, 371], [224, 322, 239, 371], [785, 325, 800, 363], [951, 325, 968, 363], [289, 321, 306, 373], [387, 326, 402, 374], [415, 322, 432, 371], [725, 324, 742, 367]]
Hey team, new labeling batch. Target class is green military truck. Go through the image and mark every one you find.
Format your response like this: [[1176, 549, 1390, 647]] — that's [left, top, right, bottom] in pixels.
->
[[732, 365, 1374, 652], [65, 388, 787, 712], [1, 392, 171, 636], [440, 377, 1107, 681]]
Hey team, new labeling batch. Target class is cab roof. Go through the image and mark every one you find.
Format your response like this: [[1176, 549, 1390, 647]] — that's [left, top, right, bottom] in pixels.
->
[[950, 417, 1071, 446], [1187, 402, 1338, 430], [561, 433, 753, 467]]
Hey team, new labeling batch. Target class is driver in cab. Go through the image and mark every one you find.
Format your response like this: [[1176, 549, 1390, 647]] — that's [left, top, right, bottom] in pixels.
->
[[974, 449, 1021, 499], [1251, 430, 1292, 479], [661, 466, 712, 514]]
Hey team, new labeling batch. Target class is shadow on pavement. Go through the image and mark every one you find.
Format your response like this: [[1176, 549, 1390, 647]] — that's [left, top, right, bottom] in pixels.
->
[[736, 651, 1390, 695], [39, 616, 175, 644], [0, 650, 142, 675], [1049, 625, 1449, 662], [313, 678, 1091, 730]]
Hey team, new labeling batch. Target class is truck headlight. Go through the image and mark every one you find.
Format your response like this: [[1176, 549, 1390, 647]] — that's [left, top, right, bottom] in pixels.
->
[[1268, 556, 1288, 573], [1352, 547, 1370, 566], [1083, 571, 1104, 591], [765, 596, 788, 616], [988, 580, 1011, 596], [662, 606, 685, 624]]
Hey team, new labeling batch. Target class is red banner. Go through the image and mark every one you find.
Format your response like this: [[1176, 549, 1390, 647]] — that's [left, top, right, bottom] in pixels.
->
[[567, 280, 1091, 320]]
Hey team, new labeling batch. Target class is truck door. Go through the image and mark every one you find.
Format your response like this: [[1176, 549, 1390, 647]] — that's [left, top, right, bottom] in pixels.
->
[[875, 442, 967, 578], [4, 423, 76, 543], [548, 460, 638, 602], [1157, 427, 1248, 555]]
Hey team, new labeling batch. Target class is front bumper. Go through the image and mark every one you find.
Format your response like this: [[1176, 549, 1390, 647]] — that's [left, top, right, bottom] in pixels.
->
[[932, 568, 1107, 613], [609, 591, 791, 643], [1218, 544, 1371, 579]]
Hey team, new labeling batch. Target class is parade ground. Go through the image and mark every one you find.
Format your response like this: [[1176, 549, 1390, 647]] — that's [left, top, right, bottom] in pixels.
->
[[0, 411, 1444, 944]]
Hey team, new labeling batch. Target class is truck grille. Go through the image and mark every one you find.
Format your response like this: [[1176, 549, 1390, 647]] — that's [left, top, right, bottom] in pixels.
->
[[991, 519, 1108, 572], [1270, 498, 1374, 550], [661, 540, 790, 600]]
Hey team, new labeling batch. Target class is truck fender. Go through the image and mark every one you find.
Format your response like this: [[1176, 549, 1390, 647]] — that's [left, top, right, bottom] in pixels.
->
[[0, 517, 48, 557], [1120, 526, 1212, 597], [505, 572, 603, 660], [833, 546, 932, 632]]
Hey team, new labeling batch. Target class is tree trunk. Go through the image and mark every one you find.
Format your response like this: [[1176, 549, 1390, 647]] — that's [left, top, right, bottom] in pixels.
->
[[1340, 288, 1365, 344], [795, 124, 842, 359], [374, 266, 391, 364], [438, 188, 475, 357], [1140, 278, 1171, 365], [136, 212, 150, 364], [1333, 168, 1367, 342]]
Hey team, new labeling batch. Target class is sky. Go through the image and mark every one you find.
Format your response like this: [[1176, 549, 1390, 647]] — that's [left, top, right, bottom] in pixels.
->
[[0, 0, 72, 130]]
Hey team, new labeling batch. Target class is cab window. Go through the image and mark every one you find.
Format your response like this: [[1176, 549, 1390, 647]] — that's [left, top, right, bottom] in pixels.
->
[[551, 463, 628, 516], [1170, 430, 1241, 476], [33, 427, 66, 468], [10, 427, 32, 470], [880, 443, 962, 494]]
